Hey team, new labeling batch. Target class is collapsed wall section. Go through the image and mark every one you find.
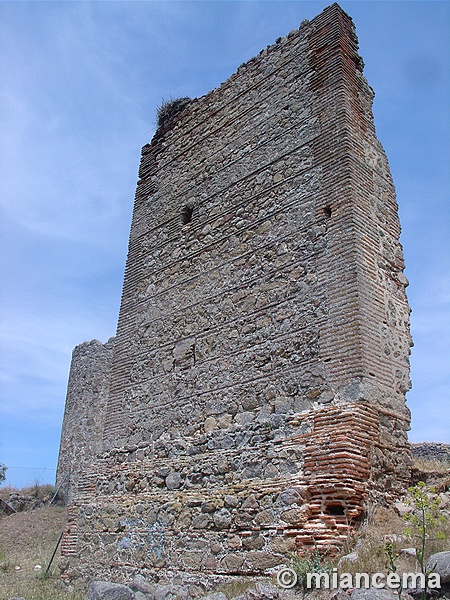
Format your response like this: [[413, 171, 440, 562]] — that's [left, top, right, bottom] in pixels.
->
[[59, 3, 412, 585]]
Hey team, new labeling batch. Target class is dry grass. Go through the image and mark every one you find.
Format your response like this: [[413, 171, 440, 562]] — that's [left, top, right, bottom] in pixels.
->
[[156, 97, 191, 129], [333, 509, 399, 577], [0, 483, 58, 502], [336, 493, 450, 580], [0, 506, 83, 600], [0, 485, 18, 501], [413, 457, 450, 476]]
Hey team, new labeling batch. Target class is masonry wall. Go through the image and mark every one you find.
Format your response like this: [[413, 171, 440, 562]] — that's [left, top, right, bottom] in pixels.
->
[[56, 338, 114, 502], [59, 3, 412, 585], [411, 443, 450, 463]]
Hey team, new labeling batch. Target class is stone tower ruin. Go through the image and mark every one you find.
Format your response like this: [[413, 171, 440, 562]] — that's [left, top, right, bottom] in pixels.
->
[[57, 3, 412, 584]]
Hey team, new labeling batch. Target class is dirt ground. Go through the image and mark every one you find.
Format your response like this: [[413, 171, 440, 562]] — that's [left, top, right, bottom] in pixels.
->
[[0, 505, 83, 600]]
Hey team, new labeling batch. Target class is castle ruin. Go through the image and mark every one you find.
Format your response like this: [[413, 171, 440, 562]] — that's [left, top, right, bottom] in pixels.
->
[[57, 4, 412, 585]]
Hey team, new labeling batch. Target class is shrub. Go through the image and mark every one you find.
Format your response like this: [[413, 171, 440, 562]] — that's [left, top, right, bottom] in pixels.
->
[[290, 545, 333, 589], [403, 481, 447, 600]]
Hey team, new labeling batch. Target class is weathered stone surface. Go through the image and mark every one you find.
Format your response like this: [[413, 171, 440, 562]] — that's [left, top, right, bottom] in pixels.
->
[[242, 534, 265, 550], [393, 502, 412, 517], [203, 594, 227, 600], [350, 589, 396, 600], [58, 2, 412, 586], [129, 574, 155, 595], [86, 581, 135, 600], [220, 553, 245, 572], [270, 537, 296, 554], [5, 492, 45, 512], [338, 551, 359, 566], [192, 513, 210, 529], [183, 551, 204, 569], [246, 551, 284, 571], [56, 338, 114, 501], [427, 551, 450, 584], [165, 472, 182, 490], [213, 509, 232, 529], [280, 506, 310, 525], [276, 488, 306, 507], [245, 583, 279, 600], [439, 493, 450, 509], [411, 443, 450, 463], [153, 585, 189, 600], [224, 495, 240, 508]]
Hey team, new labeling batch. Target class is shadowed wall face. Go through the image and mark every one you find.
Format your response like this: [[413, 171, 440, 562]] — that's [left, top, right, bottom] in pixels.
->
[[57, 4, 412, 584]]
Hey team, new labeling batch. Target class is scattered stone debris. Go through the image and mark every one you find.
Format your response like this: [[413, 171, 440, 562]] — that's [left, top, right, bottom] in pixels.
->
[[87, 581, 135, 600], [1, 490, 59, 513], [427, 551, 450, 585]]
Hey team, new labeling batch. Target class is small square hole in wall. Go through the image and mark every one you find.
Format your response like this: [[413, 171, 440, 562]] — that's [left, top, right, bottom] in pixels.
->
[[326, 503, 345, 516], [323, 205, 332, 218], [181, 206, 193, 225]]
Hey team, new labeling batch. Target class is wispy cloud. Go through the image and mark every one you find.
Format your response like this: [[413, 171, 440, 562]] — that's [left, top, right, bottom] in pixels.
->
[[0, 304, 115, 423]]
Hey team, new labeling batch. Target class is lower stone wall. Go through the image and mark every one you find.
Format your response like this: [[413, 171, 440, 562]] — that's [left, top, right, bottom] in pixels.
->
[[60, 397, 410, 585], [410, 443, 450, 463]]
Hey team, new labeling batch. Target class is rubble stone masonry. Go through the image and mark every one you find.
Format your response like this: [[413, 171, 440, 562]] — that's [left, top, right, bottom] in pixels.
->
[[411, 443, 450, 463], [56, 338, 114, 502], [57, 4, 412, 585]]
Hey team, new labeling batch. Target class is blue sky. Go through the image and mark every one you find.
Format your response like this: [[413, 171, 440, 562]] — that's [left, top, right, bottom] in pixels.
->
[[0, 1, 449, 489]]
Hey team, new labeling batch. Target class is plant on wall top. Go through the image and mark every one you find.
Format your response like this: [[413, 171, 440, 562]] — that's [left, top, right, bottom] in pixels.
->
[[157, 97, 191, 129]]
